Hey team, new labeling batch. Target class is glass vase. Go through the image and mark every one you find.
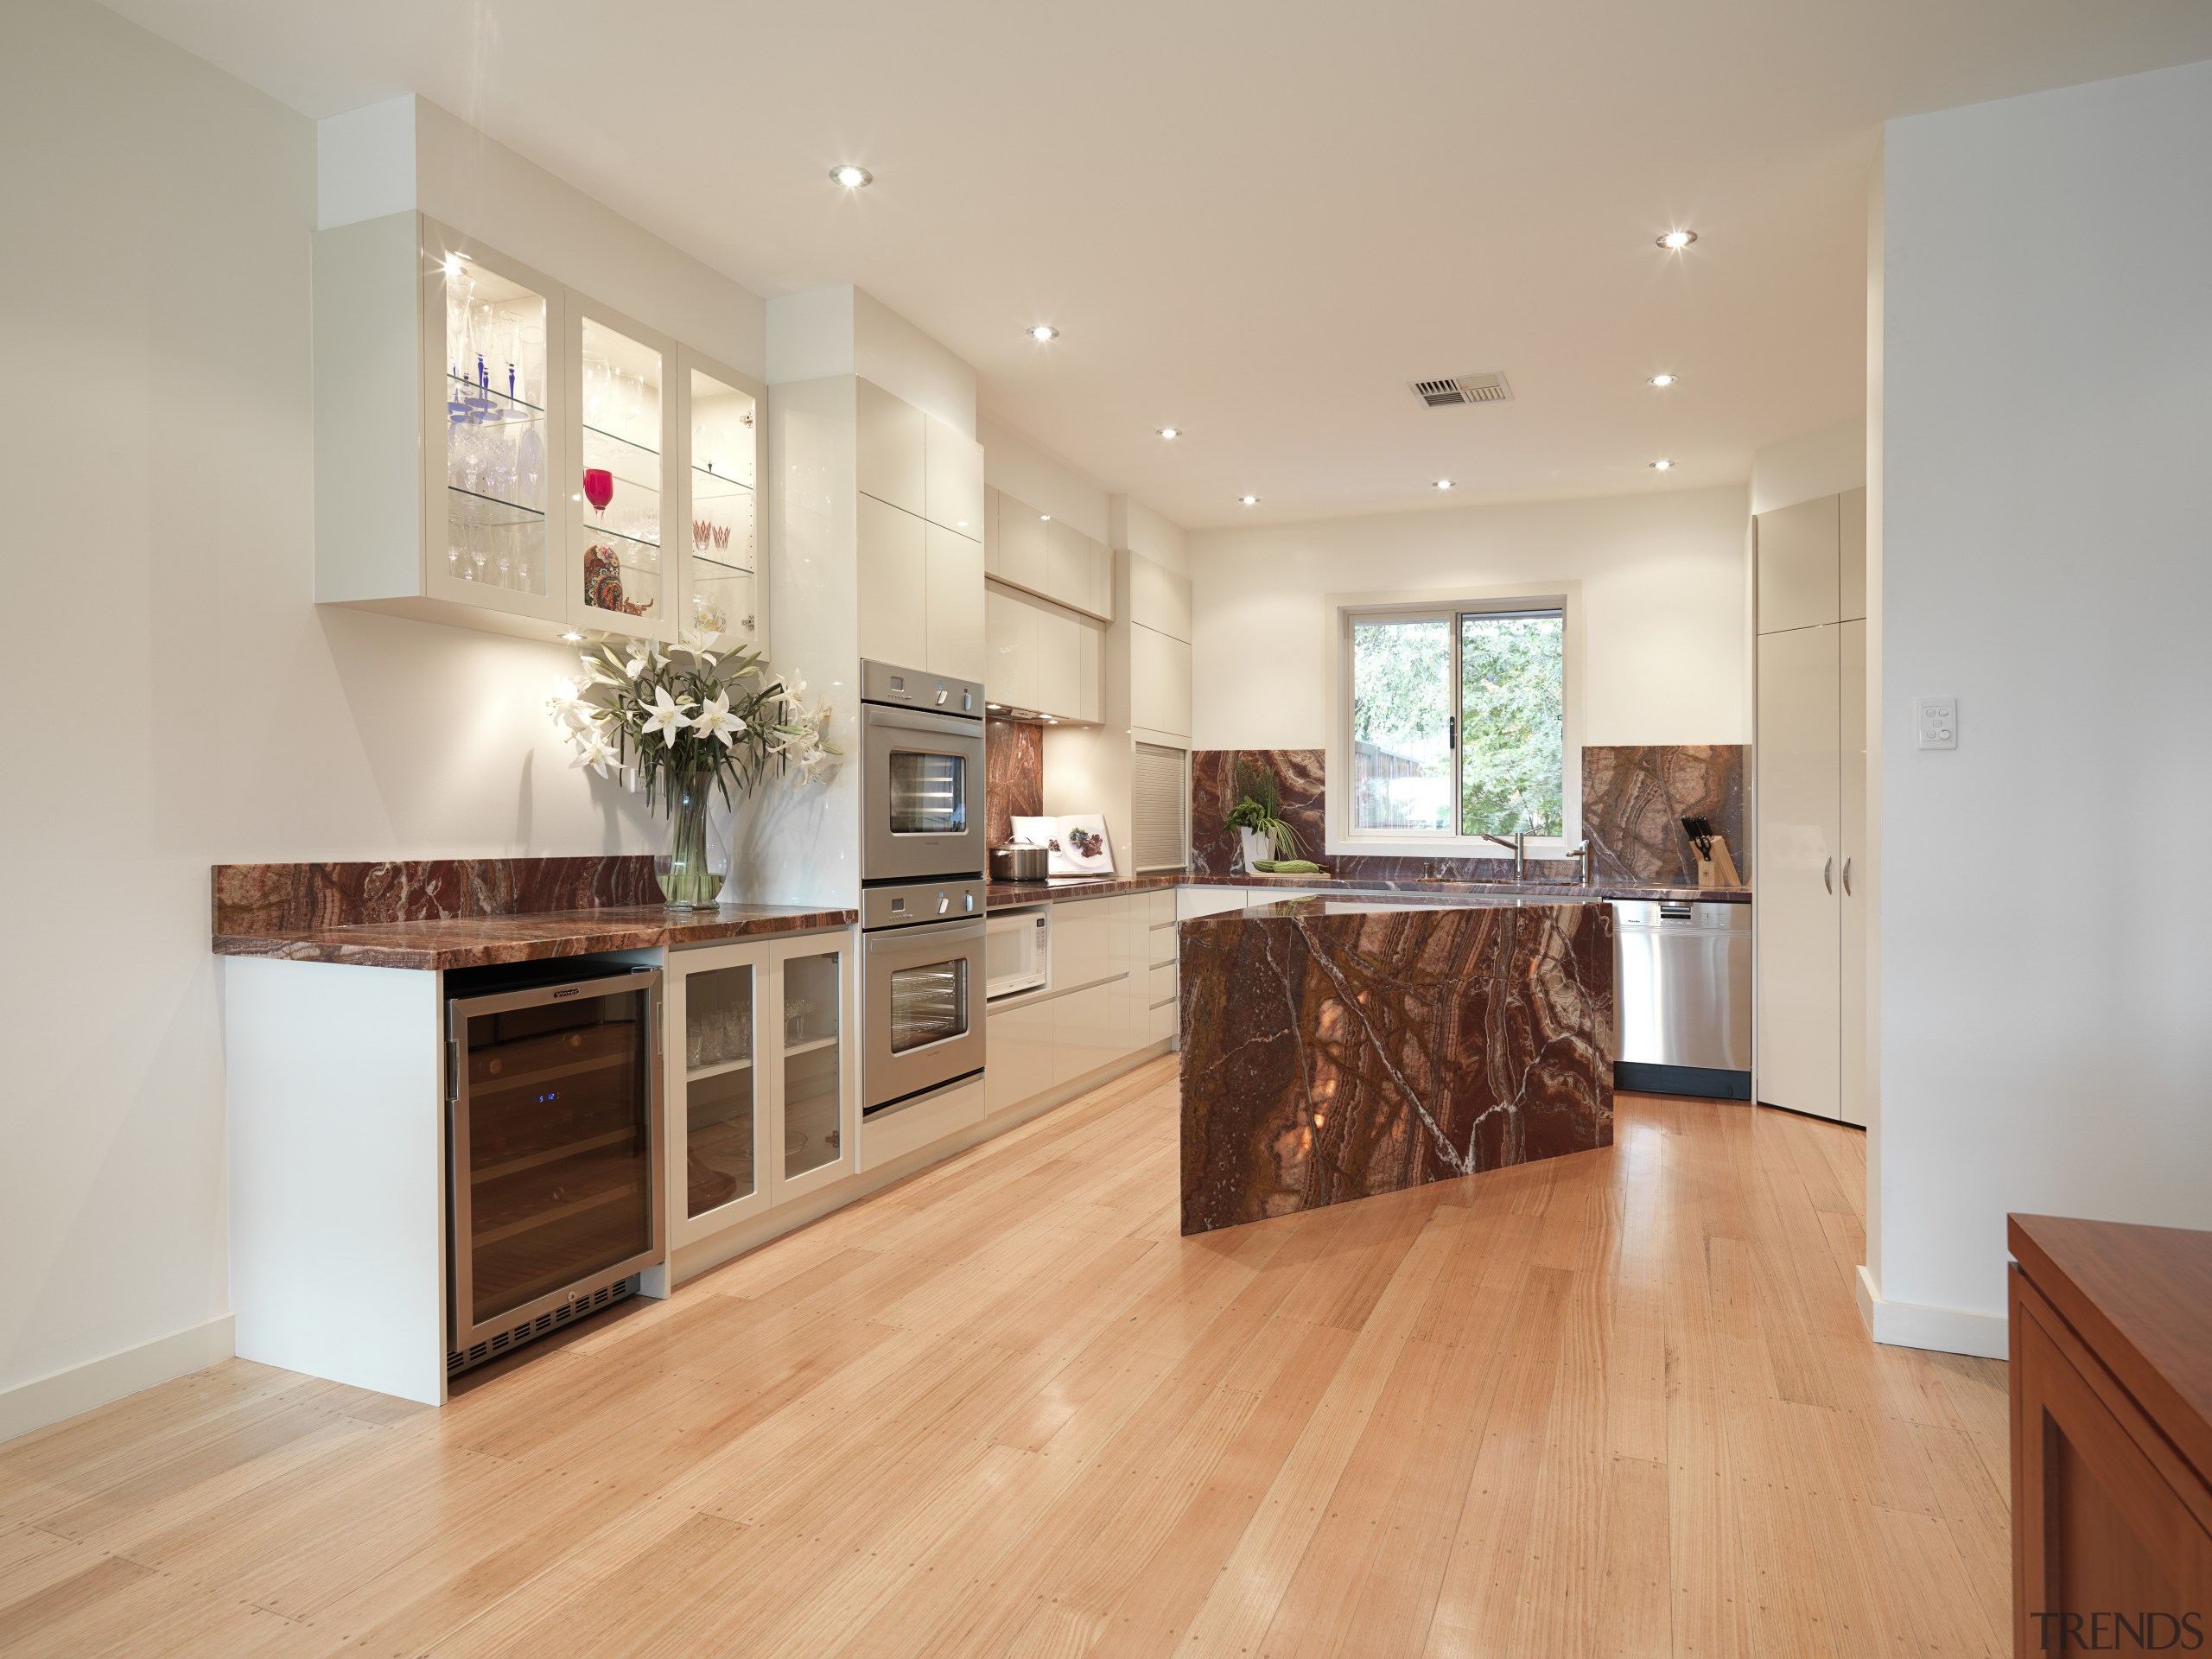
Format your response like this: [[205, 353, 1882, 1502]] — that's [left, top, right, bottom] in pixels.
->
[[656, 768, 728, 908]]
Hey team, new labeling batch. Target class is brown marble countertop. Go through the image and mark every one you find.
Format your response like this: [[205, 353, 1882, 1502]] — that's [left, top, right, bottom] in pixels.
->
[[213, 903, 858, 971], [985, 874, 1183, 909], [985, 870, 1746, 909]]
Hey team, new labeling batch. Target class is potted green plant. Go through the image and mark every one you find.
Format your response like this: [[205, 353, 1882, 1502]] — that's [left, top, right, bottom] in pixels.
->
[[1226, 756, 1302, 872]]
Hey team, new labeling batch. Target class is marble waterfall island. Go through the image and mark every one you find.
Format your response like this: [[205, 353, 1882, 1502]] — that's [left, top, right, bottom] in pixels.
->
[[1179, 898, 1615, 1234]]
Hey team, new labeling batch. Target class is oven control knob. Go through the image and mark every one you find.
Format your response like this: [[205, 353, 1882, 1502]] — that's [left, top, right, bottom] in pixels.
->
[[937, 893, 950, 914], [964, 893, 976, 912], [936, 686, 948, 706]]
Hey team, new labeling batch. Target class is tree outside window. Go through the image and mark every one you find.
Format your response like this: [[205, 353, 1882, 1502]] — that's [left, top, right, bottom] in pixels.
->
[[1349, 606, 1564, 838]]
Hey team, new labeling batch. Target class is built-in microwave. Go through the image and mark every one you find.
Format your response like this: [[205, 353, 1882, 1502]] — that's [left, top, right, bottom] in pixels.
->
[[859, 661, 987, 884], [986, 908, 1050, 1000]]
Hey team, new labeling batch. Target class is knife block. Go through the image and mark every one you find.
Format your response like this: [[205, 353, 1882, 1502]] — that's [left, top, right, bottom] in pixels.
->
[[1694, 837, 1743, 888]]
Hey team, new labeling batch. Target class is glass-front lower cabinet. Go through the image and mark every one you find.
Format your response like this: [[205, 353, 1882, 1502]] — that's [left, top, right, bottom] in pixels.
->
[[664, 931, 856, 1249]]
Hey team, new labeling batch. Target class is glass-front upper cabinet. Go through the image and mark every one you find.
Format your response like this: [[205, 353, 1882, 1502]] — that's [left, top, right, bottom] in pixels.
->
[[679, 349, 764, 652], [436, 249, 556, 607], [568, 298, 677, 639]]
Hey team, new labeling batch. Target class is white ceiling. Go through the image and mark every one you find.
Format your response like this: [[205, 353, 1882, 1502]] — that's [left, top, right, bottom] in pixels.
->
[[102, 0, 2212, 528]]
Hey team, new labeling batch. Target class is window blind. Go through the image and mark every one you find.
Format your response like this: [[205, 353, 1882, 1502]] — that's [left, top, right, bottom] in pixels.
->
[[1132, 743, 1190, 872]]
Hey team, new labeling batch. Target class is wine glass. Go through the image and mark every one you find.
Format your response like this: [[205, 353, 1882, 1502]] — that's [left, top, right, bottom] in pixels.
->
[[582, 468, 613, 518]]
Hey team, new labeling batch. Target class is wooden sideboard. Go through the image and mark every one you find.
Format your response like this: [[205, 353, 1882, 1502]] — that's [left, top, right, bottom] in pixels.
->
[[2009, 1213, 2212, 1655]]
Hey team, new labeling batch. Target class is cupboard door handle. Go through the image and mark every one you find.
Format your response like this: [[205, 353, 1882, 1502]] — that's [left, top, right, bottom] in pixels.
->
[[1842, 857, 1853, 896], [1823, 857, 1834, 894]]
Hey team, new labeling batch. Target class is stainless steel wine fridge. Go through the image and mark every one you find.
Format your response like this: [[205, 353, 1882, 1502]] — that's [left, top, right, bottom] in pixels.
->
[[445, 963, 665, 1376]]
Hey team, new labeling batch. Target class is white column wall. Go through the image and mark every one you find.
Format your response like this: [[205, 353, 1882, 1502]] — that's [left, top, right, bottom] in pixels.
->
[[1869, 58, 2212, 1353]]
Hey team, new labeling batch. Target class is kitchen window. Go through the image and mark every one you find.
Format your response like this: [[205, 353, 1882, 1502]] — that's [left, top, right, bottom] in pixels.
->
[[1333, 590, 1578, 852]]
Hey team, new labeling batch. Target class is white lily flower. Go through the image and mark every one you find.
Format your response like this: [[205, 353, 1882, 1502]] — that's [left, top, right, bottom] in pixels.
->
[[639, 684, 696, 743], [694, 689, 747, 748], [569, 725, 622, 778], [578, 654, 621, 690]]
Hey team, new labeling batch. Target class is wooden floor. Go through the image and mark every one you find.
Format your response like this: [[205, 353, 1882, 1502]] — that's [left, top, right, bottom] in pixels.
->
[[0, 1061, 2010, 1657]]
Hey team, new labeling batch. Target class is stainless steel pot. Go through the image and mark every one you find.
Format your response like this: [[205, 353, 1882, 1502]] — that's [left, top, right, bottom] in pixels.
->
[[989, 844, 1050, 882]]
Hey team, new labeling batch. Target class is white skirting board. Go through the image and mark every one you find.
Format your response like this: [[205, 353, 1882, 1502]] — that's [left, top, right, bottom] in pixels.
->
[[1854, 1264, 2009, 1360], [0, 1314, 236, 1446]]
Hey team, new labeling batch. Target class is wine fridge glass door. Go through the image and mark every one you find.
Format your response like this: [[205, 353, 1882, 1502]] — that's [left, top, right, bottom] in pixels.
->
[[448, 975, 662, 1352]]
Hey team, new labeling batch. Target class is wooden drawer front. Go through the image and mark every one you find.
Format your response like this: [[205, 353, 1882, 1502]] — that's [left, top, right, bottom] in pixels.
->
[[2012, 1268, 2212, 1654]]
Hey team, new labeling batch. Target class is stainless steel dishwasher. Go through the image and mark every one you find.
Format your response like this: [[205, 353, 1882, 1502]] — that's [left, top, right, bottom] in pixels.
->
[[1611, 899, 1751, 1099]]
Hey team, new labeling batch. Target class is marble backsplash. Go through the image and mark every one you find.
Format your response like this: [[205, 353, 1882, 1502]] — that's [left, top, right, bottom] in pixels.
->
[[1580, 744, 1747, 887], [211, 857, 664, 934], [1191, 743, 1747, 885], [985, 716, 1043, 847]]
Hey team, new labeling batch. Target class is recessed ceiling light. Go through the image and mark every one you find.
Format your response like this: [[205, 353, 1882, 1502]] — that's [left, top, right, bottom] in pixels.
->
[[1239, 494, 1259, 505], [1433, 480, 1454, 490], [830, 164, 872, 188], [1039, 513, 1052, 521], [1656, 229, 1697, 250], [1158, 427, 1180, 439], [559, 631, 582, 643], [1650, 459, 1675, 471], [1027, 324, 1058, 342], [1648, 372, 1679, 387]]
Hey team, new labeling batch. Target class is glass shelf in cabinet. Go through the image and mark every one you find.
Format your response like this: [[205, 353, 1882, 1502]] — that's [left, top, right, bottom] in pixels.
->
[[447, 374, 546, 422], [690, 467, 753, 496], [582, 422, 659, 459], [448, 485, 548, 528], [686, 1055, 753, 1083], [581, 522, 662, 552], [690, 553, 754, 576]]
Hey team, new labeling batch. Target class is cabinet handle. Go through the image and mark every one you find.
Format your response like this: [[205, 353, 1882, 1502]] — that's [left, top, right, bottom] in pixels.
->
[[1842, 857, 1853, 896], [1823, 857, 1834, 894]]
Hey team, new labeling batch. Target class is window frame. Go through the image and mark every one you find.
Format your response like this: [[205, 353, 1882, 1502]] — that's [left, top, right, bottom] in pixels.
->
[[1325, 582, 1583, 859]]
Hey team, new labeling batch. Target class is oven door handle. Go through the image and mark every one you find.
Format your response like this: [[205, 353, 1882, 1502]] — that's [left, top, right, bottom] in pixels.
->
[[865, 702, 985, 743], [865, 917, 987, 959]]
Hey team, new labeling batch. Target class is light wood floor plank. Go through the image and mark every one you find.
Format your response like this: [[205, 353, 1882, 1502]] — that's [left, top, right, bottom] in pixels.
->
[[0, 1066, 2008, 1659]]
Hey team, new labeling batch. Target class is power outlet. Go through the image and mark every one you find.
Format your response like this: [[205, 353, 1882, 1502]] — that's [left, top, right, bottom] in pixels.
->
[[1915, 697, 1957, 751]]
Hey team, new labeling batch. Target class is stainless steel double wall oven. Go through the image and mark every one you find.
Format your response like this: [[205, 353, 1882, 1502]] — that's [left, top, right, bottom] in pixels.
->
[[858, 661, 988, 1118]]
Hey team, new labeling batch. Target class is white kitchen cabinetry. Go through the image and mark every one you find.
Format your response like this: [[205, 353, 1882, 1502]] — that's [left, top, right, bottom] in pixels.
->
[[1755, 624, 1840, 1122], [857, 493, 928, 671], [984, 486, 1112, 623], [666, 930, 858, 1247], [1752, 485, 1868, 1126], [1838, 619, 1867, 1129], [855, 378, 925, 517], [679, 350, 763, 650], [924, 417, 985, 539], [925, 523, 986, 681], [984, 582, 1103, 722], [1128, 554, 1192, 643], [982, 893, 1167, 1122], [1131, 624, 1193, 738], [852, 378, 983, 678], [313, 213, 763, 648], [988, 486, 1049, 592]]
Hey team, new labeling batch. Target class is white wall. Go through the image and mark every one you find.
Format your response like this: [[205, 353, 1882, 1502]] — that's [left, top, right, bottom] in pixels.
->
[[0, 0, 747, 1429], [1112, 495, 1189, 576], [978, 416, 1111, 542], [1869, 58, 2212, 1353], [1188, 485, 1751, 753], [1751, 418, 1866, 516]]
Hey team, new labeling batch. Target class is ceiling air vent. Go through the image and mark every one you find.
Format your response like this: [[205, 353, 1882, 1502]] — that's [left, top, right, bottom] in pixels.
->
[[1408, 372, 1512, 408]]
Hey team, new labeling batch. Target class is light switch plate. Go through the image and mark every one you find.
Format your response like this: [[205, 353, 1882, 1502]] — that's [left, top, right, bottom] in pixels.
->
[[1915, 696, 1957, 750]]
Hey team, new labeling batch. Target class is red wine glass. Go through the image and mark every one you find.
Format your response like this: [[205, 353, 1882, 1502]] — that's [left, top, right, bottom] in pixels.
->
[[582, 467, 613, 518]]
